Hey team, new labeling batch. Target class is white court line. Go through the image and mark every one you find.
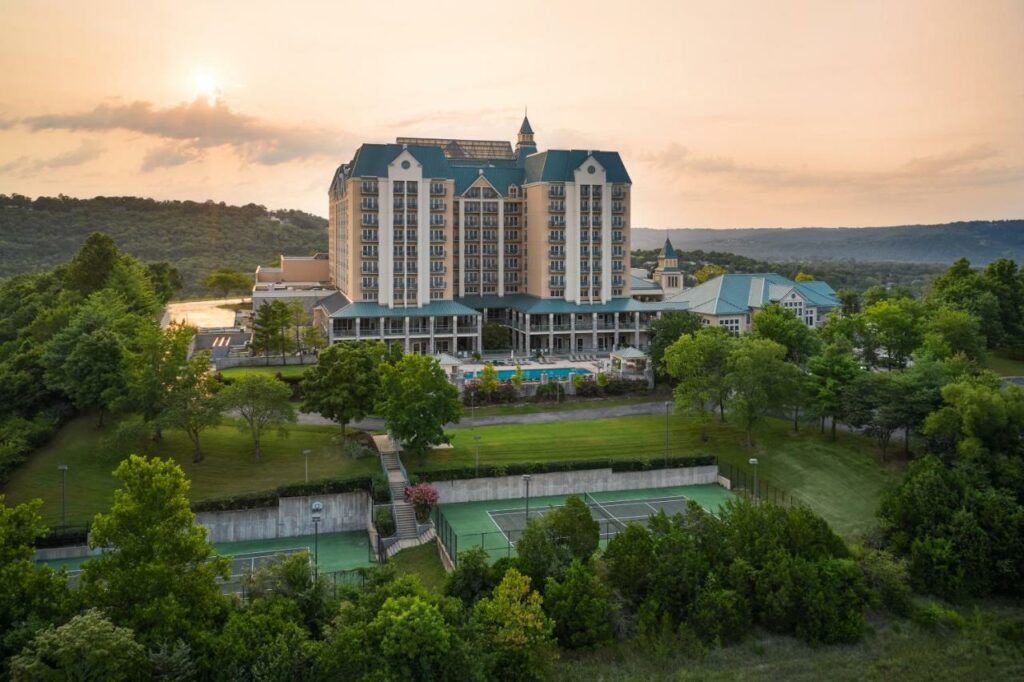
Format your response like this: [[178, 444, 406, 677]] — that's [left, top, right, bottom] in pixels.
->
[[485, 510, 514, 546]]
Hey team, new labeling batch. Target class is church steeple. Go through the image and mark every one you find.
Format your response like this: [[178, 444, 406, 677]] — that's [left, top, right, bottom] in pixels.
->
[[515, 110, 537, 164]]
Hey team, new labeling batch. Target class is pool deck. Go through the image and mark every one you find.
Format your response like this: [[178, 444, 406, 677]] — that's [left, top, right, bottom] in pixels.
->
[[461, 359, 600, 378]]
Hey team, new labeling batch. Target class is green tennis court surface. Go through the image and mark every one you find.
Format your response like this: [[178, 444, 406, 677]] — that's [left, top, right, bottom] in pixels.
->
[[38, 530, 374, 578], [435, 484, 733, 563]]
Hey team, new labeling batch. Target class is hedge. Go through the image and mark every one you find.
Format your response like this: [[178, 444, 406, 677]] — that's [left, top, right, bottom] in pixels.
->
[[35, 525, 91, 549], [190, 475, 386, 513], [412, 455, 717, 483]]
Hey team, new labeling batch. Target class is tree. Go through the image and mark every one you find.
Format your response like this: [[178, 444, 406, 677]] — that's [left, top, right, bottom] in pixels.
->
[[115, 321, 194, 442], [159, 351, 222, 462], [807, 340, 862, 439], [843, 372, 903, 460], [81, 456, 230, 646], [694, 264, 727, 284], [301, 325, 327, 353], [752, 304, 819, 365], [213, 598, 311, 681], [144, 261, 184, 304], [983, 258, 1024, 343], [927, 257, 1004, 348], [302, 341, 385, 435], [664, 327, 733, 424], [203, 268, 252, 298], [106, 257, 161, 316], [604, 523, 654, 607], [477, 362, 500, 400], [472, 569, 556, 682], [544, 560, 615, 649], [835, 288, 861, 316], [516, 496, 599, 587], [286, 299, 308, 355], [378, 354, 461, 462], [648, 311, 702, 379], [66, 232, 119, 295], [10, 609, 150, 681], [862, 297, 924, 369], [726, 337, 791, 445], [446, 546, 500, 607], [795, 271, 815, 282], [219, 374, 296, 460], [510, 364, 525, 396], [922, 306, 986, 362], [252, 300, 294, 364], [482, 322, 511, 350], [0, 497, 70, 666]]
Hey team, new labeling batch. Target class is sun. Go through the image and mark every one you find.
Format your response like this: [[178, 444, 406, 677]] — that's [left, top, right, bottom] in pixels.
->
[[193, 69, 220, 101]]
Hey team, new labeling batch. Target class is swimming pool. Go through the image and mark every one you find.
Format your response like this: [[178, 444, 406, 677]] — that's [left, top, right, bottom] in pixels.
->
[[463, 367, 591, 381]]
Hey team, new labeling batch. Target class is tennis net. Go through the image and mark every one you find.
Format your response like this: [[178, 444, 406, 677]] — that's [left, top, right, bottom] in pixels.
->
[[584, 492, 628, 533]]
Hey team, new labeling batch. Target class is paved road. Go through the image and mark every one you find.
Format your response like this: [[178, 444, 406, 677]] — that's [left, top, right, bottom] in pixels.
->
[[296, 400, 669, 431]]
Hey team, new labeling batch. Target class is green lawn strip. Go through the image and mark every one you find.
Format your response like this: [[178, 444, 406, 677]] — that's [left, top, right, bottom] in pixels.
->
[[390, 542, 448, 591], [427, 414, 902, 538], [3, 415, 374, 527], [465, 394, 670, 418], [984, 350, 1024, 377], [219, 364, 310, 379]]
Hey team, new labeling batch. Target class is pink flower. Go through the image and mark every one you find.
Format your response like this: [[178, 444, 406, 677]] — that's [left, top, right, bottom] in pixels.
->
[[404, 482, 440, 508]]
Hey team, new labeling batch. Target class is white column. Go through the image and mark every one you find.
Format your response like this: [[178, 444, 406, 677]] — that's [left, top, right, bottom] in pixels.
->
[[429, 316, 435, 353], [498, 200, 505, 297], [452, 315, 458, 351], [457, 199, 466, 297], [354, 317, 360, 340], [570, 314, 576, 352], [548, 313, 554, 352], [564, 183, 579, 303], [601, 182, 613, 302], [379, 316, 385, 340], [525, 314, 531, 352], [404, 316, 410, 352], [592, 312, 598, 349], [634, 313, 641, 347], [417, 180, 430, 306], [378, 178, 393, 307], [613, 311, 620, 348]]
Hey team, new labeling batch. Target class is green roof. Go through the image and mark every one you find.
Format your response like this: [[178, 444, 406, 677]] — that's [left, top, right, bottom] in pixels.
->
[[457, 294, 682, 315], [451, 166, 526, 197], [662, 238, 677, 259], [349, 143, 452, 179], [524, 150, 631, 184], [329, 300, 481, 319], [664, 273, 839, 315]]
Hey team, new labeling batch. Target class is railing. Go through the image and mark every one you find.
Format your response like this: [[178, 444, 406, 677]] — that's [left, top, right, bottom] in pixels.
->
[[718, 461, 801, 508]]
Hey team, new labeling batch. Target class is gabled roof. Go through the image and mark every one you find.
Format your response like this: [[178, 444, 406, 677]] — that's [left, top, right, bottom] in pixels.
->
[[452, 166, 526, 197], [612, 346, 648, 359], [664, 273, 839, 315], [349, 143, 451, 178], [631, 273, 662, 291], [524, 150, 631, 184], [396, 137, 515, 161]]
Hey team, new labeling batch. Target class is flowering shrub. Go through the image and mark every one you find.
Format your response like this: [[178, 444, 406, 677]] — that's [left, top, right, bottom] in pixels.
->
[[405, 482, 440, 521]]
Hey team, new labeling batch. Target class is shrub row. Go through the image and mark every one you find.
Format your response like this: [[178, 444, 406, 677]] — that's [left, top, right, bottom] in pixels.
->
[[190, 475, 384, 513], [413, 455, 716, 483], [0, 413, 67, 487], [34, 525, 91, 549]]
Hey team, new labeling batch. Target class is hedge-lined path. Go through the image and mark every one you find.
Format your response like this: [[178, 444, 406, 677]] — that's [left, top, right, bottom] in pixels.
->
[[297, 400, 669, 431]]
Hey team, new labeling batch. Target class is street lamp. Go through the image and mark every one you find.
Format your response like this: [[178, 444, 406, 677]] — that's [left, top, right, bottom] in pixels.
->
[[522, 474, 532, 526], [57, 464, 68, 528], [303, 449, 311, 483], [474, 435, 481, 477], [748, 458, 759, 504], [663, 400, 672, 466], [311, 501, 323, 574]]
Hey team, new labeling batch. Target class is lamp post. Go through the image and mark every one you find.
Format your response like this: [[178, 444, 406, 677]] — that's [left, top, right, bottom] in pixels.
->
[[522, 474, 531, 526], [57, 464, 68, 528], [748, 458, 759, 504], [303, 449, 311, 483], [311, 501, 323, 575], [663, 400, 672, 467], [474, 435, 481, 477]]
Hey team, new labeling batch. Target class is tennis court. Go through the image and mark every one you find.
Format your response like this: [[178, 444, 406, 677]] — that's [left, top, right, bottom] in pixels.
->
[[434, 484, 733, 564]]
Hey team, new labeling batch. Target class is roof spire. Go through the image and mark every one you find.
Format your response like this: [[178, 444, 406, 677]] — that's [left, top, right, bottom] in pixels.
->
[[519, 110, 534, 136]]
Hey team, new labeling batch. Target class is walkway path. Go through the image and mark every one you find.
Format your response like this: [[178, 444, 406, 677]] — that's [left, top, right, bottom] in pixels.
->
[[296, 400, 669, 430]]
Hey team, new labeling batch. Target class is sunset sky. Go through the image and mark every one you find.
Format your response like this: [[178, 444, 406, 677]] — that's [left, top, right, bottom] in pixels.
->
[[1, 0, 1022, 228]]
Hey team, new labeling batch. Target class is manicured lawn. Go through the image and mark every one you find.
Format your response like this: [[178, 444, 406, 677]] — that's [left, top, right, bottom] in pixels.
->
[[390, 542, 448, 591], [2, 415, 378, 526], [219, 364, 312, 380], [985, 350, 1024, 377], [467, 394, 670, 418], [426, 414, 903, 538]]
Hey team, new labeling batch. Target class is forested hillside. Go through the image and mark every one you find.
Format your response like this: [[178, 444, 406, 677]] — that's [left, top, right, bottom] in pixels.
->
[[0, 195, 327, 296], [632, 220, 1024, 264]]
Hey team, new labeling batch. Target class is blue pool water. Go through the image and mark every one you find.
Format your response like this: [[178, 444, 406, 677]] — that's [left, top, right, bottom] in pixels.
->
[[463, 367, 592, 381]]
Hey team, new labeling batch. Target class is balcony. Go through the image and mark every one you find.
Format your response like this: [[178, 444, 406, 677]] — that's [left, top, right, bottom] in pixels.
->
[[548, 186, 565, 198], [612, 188, 625, 199], [548, 217, 565, 227], [548, 202, 565, 213], [360, 200, 379, 211], [612, 202, 625, 213], [430, 201, 446, 211], [361, 183, 378, 195], [431, 183, 445, 195]]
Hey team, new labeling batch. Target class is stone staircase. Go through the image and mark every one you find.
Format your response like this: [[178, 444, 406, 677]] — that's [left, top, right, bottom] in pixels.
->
[[381, 443, 419, 541]]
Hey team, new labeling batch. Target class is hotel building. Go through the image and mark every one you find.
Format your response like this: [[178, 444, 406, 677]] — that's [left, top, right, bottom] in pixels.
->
[[255, 117, 839, 355]]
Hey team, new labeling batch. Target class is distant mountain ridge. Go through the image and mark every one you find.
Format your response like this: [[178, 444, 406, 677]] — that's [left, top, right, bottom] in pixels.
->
[[632, 220, 1024, 265], [0, 194, 328, 296]]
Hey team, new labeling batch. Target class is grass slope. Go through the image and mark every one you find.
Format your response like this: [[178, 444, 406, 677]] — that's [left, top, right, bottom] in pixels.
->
[[555, 604, 1024, 681], [985, 350, 1024, 377], [219, 364, 310, 380], [1, 416, 375, 526], [390, 542, 448, 592], [427, 414, 902, 538]]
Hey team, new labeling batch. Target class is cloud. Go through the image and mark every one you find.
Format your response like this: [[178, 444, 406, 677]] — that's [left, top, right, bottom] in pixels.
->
[[640, 142, 1024, 196], [141, 142, 202, 172], [19, 98, 349, 167], [0, 139, 105, 174]]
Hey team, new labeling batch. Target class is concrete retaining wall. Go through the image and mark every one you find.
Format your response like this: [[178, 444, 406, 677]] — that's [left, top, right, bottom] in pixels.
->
[[213, 355, 318, 371], [196, 490, 371, 543], [34, 544, 103, 562], [430, 465, 719, 505]]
